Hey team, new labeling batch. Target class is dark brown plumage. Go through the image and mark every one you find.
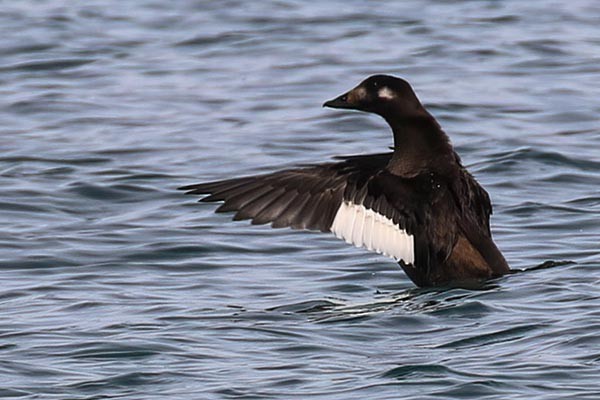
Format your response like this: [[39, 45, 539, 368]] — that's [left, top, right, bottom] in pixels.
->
[[180, 75, 510, 287]]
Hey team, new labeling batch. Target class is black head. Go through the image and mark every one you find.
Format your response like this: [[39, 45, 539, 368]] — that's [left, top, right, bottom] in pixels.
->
[[323, 75, 425, 118]]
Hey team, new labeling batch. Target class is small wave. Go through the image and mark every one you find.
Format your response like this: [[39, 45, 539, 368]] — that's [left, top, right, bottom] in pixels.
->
[[0, 58, 94, 72], [436, 324, 544, 349]]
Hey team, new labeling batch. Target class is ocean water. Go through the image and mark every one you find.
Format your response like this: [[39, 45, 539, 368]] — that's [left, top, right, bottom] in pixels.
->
[[1, 1, 600, 399]]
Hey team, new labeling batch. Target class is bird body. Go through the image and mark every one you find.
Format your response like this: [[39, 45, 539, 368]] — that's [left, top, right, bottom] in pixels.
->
[[180, 75, 510, 287]]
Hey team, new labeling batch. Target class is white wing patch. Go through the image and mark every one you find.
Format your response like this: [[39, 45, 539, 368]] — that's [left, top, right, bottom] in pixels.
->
[[330, 201, 415, 264]]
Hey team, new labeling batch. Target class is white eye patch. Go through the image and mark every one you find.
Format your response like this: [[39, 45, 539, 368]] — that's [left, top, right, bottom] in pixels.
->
[[378, 87, 395, 100]]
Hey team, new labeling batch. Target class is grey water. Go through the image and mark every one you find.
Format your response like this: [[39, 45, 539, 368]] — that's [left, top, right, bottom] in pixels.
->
[[1, 1, 599, 399]]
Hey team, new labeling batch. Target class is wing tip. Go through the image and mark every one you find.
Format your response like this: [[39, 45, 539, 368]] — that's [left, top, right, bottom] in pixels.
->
[[178, 183, 212, 196], [178, 183, 207, 191]]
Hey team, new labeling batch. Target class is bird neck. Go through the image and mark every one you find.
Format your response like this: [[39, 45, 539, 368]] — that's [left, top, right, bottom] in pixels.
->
[[385, 114, 455, 177]]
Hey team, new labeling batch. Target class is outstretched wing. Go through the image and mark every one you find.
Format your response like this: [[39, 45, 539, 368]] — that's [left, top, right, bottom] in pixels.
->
[[179, 153, 424, 265]]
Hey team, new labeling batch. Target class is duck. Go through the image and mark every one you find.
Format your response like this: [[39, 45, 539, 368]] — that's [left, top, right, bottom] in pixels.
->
[[179, 75, 510, 287]]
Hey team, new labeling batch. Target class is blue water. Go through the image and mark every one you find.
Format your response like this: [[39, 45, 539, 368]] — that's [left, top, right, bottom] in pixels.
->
[[1, 1, 600, 399]]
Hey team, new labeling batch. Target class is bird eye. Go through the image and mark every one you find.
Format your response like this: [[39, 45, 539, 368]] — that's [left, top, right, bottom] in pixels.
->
[[372, 81, 378, 88]]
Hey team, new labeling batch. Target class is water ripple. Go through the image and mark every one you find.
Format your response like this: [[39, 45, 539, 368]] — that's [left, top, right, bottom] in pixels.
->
[[1, 1, 599, 399]]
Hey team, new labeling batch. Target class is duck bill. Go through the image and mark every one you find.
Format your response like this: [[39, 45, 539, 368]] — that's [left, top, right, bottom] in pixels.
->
[[322, 91, 355, 109]]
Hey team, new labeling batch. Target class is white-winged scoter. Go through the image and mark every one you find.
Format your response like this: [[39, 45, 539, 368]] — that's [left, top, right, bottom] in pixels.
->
[[180, 75, 510, 287]]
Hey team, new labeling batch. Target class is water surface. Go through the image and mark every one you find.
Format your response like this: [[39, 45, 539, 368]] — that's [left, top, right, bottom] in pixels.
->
[[1, 1, 600, 399]]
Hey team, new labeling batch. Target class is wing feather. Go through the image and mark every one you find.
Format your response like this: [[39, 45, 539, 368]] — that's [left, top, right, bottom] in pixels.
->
[[180, 153, 427, 267]]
